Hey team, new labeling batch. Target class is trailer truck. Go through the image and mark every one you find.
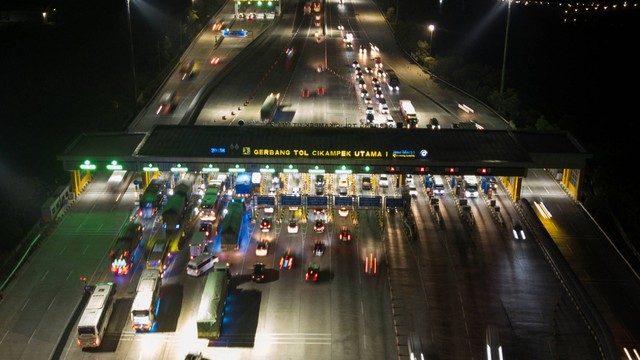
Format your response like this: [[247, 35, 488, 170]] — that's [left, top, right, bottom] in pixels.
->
[[196, 262, 230, 339], [220, 199, 245, 251]]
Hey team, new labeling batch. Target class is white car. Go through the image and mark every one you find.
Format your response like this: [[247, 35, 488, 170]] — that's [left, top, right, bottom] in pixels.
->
[[256, 240, 268, 256], [287, 219, 299, 233], [292, 187, 300, 196], [409, 184, 418, 197], [379, 174, 389, 188], [386, 117, 396, 128], [338, 206, 349, 217], [406, 174, 414, 185]]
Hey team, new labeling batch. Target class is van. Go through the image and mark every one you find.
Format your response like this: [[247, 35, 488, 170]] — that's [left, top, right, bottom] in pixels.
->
[[186, 253, 218, 277]]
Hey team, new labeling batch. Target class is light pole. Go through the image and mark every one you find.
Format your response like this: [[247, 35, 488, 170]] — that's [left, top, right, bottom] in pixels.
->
[[500, 0, 512, 94], [126, 0, 138, 106], [428, 24, 435, 55]]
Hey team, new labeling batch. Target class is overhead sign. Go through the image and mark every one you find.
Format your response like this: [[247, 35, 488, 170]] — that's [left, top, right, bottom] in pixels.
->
[[385, 196, 405, 208], [358, 196, 382, 207], [306, 196, 328, 206], [244, 147, 388, 159], [334, 196, 352, 206], [280, 195, 301, 206], [256, 196, 275, 206], [392, 149, 416, 158]]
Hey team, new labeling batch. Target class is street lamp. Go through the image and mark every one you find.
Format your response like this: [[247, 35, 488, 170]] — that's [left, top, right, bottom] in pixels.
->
[[500, 0, 512, 94], [126, 0, 138, 107], [428, 24, 435, 55]]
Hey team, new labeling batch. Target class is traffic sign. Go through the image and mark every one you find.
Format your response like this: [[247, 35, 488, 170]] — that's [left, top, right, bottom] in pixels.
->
[[334, 196, 353, 206], [280, 195, 301, 206], [386, 196, 405, 208], [306, 196, 328, 206], [358, 196, 382, 207], [256, 196, 275, 206]]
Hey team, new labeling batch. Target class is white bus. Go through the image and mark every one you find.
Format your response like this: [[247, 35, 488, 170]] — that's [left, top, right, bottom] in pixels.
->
[[463, 175, 480, 198], [76, 282, 116, 348], [131, 269, 161, 331]]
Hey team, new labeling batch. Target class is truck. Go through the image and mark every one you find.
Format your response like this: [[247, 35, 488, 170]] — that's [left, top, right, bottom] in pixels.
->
[[162, 179, 192, 231], [199, 184, 221, 221], [260, 93, 280, 124], [196, 262, 230, 339], [399, 100, 418, 128], [138, 179, 164, 219], [109, 222, 144, 275], [219, 199, 245, 251], [385, 68, 399, 91], [130, 269, 161, 331], [234, 172, 252, 196], [189, 221, 214, 259]]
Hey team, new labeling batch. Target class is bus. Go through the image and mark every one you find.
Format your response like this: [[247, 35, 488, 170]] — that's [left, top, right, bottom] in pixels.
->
[[260, 93, 280, 124], [200, 184, 222, 221], [146, 239, 170, 277], [130, 269, 161, 331], [197, 262, 230, 339], [76, 282, 116, 348], [463, 175, 479, 198]]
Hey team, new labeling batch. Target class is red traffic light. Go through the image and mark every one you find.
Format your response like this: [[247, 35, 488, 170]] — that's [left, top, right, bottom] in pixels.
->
[[447, 167, 458, 174], [416, 166, 428, 174], [477, 167, 490, 175]]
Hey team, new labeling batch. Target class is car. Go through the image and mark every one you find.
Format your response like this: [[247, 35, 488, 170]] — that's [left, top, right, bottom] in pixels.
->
[[315, 174, 325, 186], [337, 25, 344, 30], [366, 113, 375, 123], [386, 116, 396, 128], [409, 184, 418, 197], [346, 42, 352, 50], [280, 248, 294, 269], [184, 352, 203, 360], [156, 91, 177, 115], [313, 219, 325, 233], [374, 56, 383, 68], [272, 176, 280, 185], [360, 89, 368, 98], [180, 59, 195, 80], [256, 240, 268, 256], [287, 219, 299, 233], [313, 207, 326, 215], [358, 79, 367, 89], [305, 263, 320, 281], [199, 221, 213, 238], [405, 174, 414, 185], [379, 103, 389, 114], [359, 44, 367, 53], [211, 21, 223, 31], [364, 66, 372, 74], [260, 217, 271, 232], [252, 263, 266, 282], [268, 187, 277, 195], [364, 96, 372, 105], [313, 241, 325, 256], [379, 174, 389, 188], [354, 66, 362, 74], [352, 60, 359, 68], [365, 253, 377, 274], [512, 220, 526, 240], [264, 206, 274, 214], [376, 68, 385, 78], [286, 47, 295, 58], [339, 226, 351, 241], [345, 32, 354, 42], [315, 185, 324, 195], [338, 206, 349, 217], [338, 186, 348, 196], [428, 117, 441, 130], [292, 187, 301, 196], [210, 56, 220, 65], [375, 89, 384, 99], [371, 77, 379, 85], [366, 105, 374, 115], [369, 43, 379, 52], [356, 71, 364, 79], [373, 82, 382, 91]]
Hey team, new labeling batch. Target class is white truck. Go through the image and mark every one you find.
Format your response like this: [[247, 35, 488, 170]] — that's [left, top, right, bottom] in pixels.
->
[[399, 100, 418, 128]]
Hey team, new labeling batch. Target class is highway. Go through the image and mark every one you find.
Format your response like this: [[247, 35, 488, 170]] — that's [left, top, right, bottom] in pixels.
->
[[0, 0, 639, 359]]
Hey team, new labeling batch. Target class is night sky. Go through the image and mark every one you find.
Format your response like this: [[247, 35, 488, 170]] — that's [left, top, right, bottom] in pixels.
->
[[0, 0, 637, 253]]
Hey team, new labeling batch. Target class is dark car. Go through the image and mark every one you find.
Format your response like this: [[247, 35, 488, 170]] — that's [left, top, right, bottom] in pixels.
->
[[428, 117, 441, 130], [184, 352, 203, 360], [313, 241, 325, 256], [260, 217, 271, 232], [280, 248, 294, 269], [306, 263, 320, 281], [512, 221, 526, 240], [339, 226, 351, 241], [180, 59, 195, 80], [252, 263, 266, 282], [313, 219, 325, 233], [366, 113, 375, 123]]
